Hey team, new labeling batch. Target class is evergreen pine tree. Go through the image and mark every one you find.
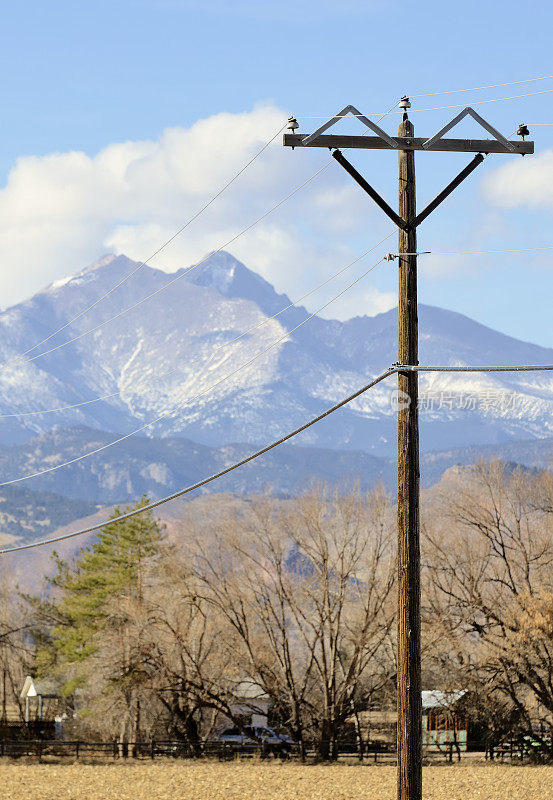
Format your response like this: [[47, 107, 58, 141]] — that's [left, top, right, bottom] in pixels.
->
[[33, 496, 164, 696]]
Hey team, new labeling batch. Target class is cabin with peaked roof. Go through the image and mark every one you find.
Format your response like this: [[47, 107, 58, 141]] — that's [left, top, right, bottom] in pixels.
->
[[422, 690, 469, 752], [364, 689, 477, 754], [18, 675, 62, 738], [20, 675, 61, 721]]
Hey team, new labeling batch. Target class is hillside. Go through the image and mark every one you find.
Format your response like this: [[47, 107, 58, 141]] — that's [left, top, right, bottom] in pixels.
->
[[0, 485, 98, 545]]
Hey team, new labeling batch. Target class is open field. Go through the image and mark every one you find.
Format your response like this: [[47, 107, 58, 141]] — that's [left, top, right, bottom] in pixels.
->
[[0, 762, 552, 800]]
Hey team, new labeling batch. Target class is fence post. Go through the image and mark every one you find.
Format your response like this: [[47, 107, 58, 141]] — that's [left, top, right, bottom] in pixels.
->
[[151, 740, 155, 760], [75, 741, 80, 760]]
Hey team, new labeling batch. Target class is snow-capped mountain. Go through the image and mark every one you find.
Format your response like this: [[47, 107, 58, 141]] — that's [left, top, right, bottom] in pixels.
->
[[1, 250, 552, 457]]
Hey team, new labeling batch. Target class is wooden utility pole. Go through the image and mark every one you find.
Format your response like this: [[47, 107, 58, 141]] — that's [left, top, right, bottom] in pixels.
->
[[396, 116, 421, 800], [283, 102, 532, 800]]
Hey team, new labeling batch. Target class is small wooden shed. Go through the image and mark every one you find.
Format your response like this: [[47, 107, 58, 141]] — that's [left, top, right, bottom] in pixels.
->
[[20, 675, 61, 723], [422, 690, 468, 751]]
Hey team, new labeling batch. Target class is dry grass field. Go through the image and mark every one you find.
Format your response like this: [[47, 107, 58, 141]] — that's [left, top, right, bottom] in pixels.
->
[[0, 761, 552, 800]]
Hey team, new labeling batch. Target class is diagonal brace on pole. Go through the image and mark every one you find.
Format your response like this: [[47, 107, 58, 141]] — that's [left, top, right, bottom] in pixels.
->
[[301, 105, 398, 149], [422, 107, 516, 152], [409, 153, 484, 229], [333, 150, 485, 232], [332, 150, 409, 231]]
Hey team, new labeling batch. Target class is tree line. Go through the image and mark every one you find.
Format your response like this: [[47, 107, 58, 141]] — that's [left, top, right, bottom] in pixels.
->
[[1, 462, 553, 759]]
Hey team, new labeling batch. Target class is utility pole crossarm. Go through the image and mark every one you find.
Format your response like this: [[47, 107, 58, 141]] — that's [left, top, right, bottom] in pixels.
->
[[283, 133, 533, 154]]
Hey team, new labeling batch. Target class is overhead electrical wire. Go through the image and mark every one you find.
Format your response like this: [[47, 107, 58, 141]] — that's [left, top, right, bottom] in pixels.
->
[[298, 87, 553, 120], [421, 245, 553, 256], [0, 366, 398, 555], [1, 126, 545, 468], [9, 237, 549, 419], [399, 364, 553, 374], [410, 89, 553, 112], [0, 98, 405, 534], [19, 123, 288, 361], [9, 163, 330, 369], [409, 74, 553, 98], [5, 94, 550, 554], [0, 232, 395, 419], [7, 358, 553, 555], [1, 98, 400, 372], [0, 254, 390, 487]]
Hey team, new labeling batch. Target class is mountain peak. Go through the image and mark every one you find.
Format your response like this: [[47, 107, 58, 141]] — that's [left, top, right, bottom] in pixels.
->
[[187, 250, 294, 315], [80, 253, 120, 275], [191, 251, 240, 293], [41, 253, 138, 298]]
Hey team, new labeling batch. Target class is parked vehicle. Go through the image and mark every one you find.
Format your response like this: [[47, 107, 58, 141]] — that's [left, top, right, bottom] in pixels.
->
[[214, 725, 291, 755]]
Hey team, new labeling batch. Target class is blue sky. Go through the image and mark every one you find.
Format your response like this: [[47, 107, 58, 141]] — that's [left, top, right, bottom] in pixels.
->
[[1, 0, 553, 346]]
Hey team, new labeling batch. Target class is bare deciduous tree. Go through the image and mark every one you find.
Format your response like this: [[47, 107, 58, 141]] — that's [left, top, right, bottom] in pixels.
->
[[0, 568, 33, 727], [188, 486, 396, 759], [424, 461, 553, 754]]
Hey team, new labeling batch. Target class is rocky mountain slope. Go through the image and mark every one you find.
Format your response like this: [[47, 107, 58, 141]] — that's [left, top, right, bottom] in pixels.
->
[[0, 251, 552, 460], [0, 425, 394, 504], [0, 424, 551, 517]]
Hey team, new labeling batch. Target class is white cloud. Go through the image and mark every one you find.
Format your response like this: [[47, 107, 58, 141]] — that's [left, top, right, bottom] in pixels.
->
[[0, 103, 392, 320], [483, 149, 553, 209], [322, 285, 396, 319]]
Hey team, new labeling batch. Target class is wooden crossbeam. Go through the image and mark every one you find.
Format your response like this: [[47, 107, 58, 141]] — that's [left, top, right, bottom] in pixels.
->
[[283, 133, 533, 155]]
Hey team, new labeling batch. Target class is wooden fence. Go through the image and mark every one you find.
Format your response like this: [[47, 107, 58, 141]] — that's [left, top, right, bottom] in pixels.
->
[[0, 738, 542, 763]]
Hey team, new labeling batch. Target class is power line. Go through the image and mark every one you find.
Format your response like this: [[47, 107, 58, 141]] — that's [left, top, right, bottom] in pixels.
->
[[9, 233, 546, 421], [0, 366, 398, 555], [410, 74, 553, 99], [19, 123, 287, 361], [298, 87, 553, 119], [9, 163, 330, 369], [384, 246, 553, 259], [2, 100, 400, 373], [0, 254, 389, 487], [7, 358, 553, 555], [0, 100, 401, 414], [0, 98, 397, 532], [422, 246, 553, 256], [412, 89, 553, 112], [0, 233, 395, 419], [398, 363, 553, 373]]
